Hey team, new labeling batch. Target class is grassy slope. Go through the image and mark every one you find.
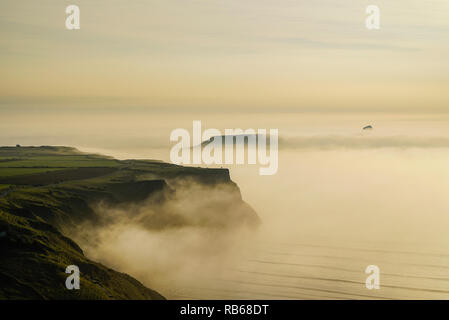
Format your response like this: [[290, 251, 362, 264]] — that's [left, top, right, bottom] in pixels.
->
[[0, 146, 258, 300], [0, 147, 166, 299], [0, 209, 164, 299]]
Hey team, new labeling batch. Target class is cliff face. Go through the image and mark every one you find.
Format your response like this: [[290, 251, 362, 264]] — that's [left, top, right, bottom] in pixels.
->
[[0, 147, 259, 299]]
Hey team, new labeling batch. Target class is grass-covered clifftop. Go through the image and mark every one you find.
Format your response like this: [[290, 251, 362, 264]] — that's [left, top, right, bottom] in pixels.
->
[[0, 146, 259, 299]]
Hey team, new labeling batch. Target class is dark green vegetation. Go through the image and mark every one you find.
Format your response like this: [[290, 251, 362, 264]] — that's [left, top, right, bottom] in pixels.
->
[[0, 210, 163, 299], [0, 146, 259, 299]]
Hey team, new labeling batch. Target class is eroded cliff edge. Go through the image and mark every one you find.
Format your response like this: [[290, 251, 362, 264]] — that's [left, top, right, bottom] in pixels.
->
[[0, 146, 260, 299]]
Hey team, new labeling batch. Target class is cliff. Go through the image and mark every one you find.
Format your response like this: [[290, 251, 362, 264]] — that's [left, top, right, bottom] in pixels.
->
[[0, 146, 259, 299]]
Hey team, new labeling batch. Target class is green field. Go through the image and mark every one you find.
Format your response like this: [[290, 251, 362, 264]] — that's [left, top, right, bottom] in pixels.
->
[[0, 168, 64, 177], [0, 157, 119, 169], [0, 147, 120, 183]]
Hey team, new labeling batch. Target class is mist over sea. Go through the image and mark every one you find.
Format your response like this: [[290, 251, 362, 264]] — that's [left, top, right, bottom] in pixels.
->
[[2, 109, 449, 299]]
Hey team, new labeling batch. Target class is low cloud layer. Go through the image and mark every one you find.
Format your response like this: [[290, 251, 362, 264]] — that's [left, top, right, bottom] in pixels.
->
[[70, 179, 259, 298], [279, 135, 449, 150]]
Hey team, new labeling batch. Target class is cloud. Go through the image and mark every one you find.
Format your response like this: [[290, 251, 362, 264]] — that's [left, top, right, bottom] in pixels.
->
[[279, 135, 449, 150], [70, 178, 259, 297], [275, 37, 419, 52]]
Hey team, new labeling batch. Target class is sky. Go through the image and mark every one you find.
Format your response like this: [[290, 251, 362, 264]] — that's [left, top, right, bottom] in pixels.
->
[[1, 0, 449, 112]]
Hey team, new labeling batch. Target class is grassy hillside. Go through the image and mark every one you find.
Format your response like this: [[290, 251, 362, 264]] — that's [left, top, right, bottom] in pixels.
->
[[0, 209, 164, 299], [0, 146, 259, 300]]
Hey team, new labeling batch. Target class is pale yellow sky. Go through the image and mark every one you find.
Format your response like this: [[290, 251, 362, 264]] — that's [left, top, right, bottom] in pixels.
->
[[1, 0, 448, 112]]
